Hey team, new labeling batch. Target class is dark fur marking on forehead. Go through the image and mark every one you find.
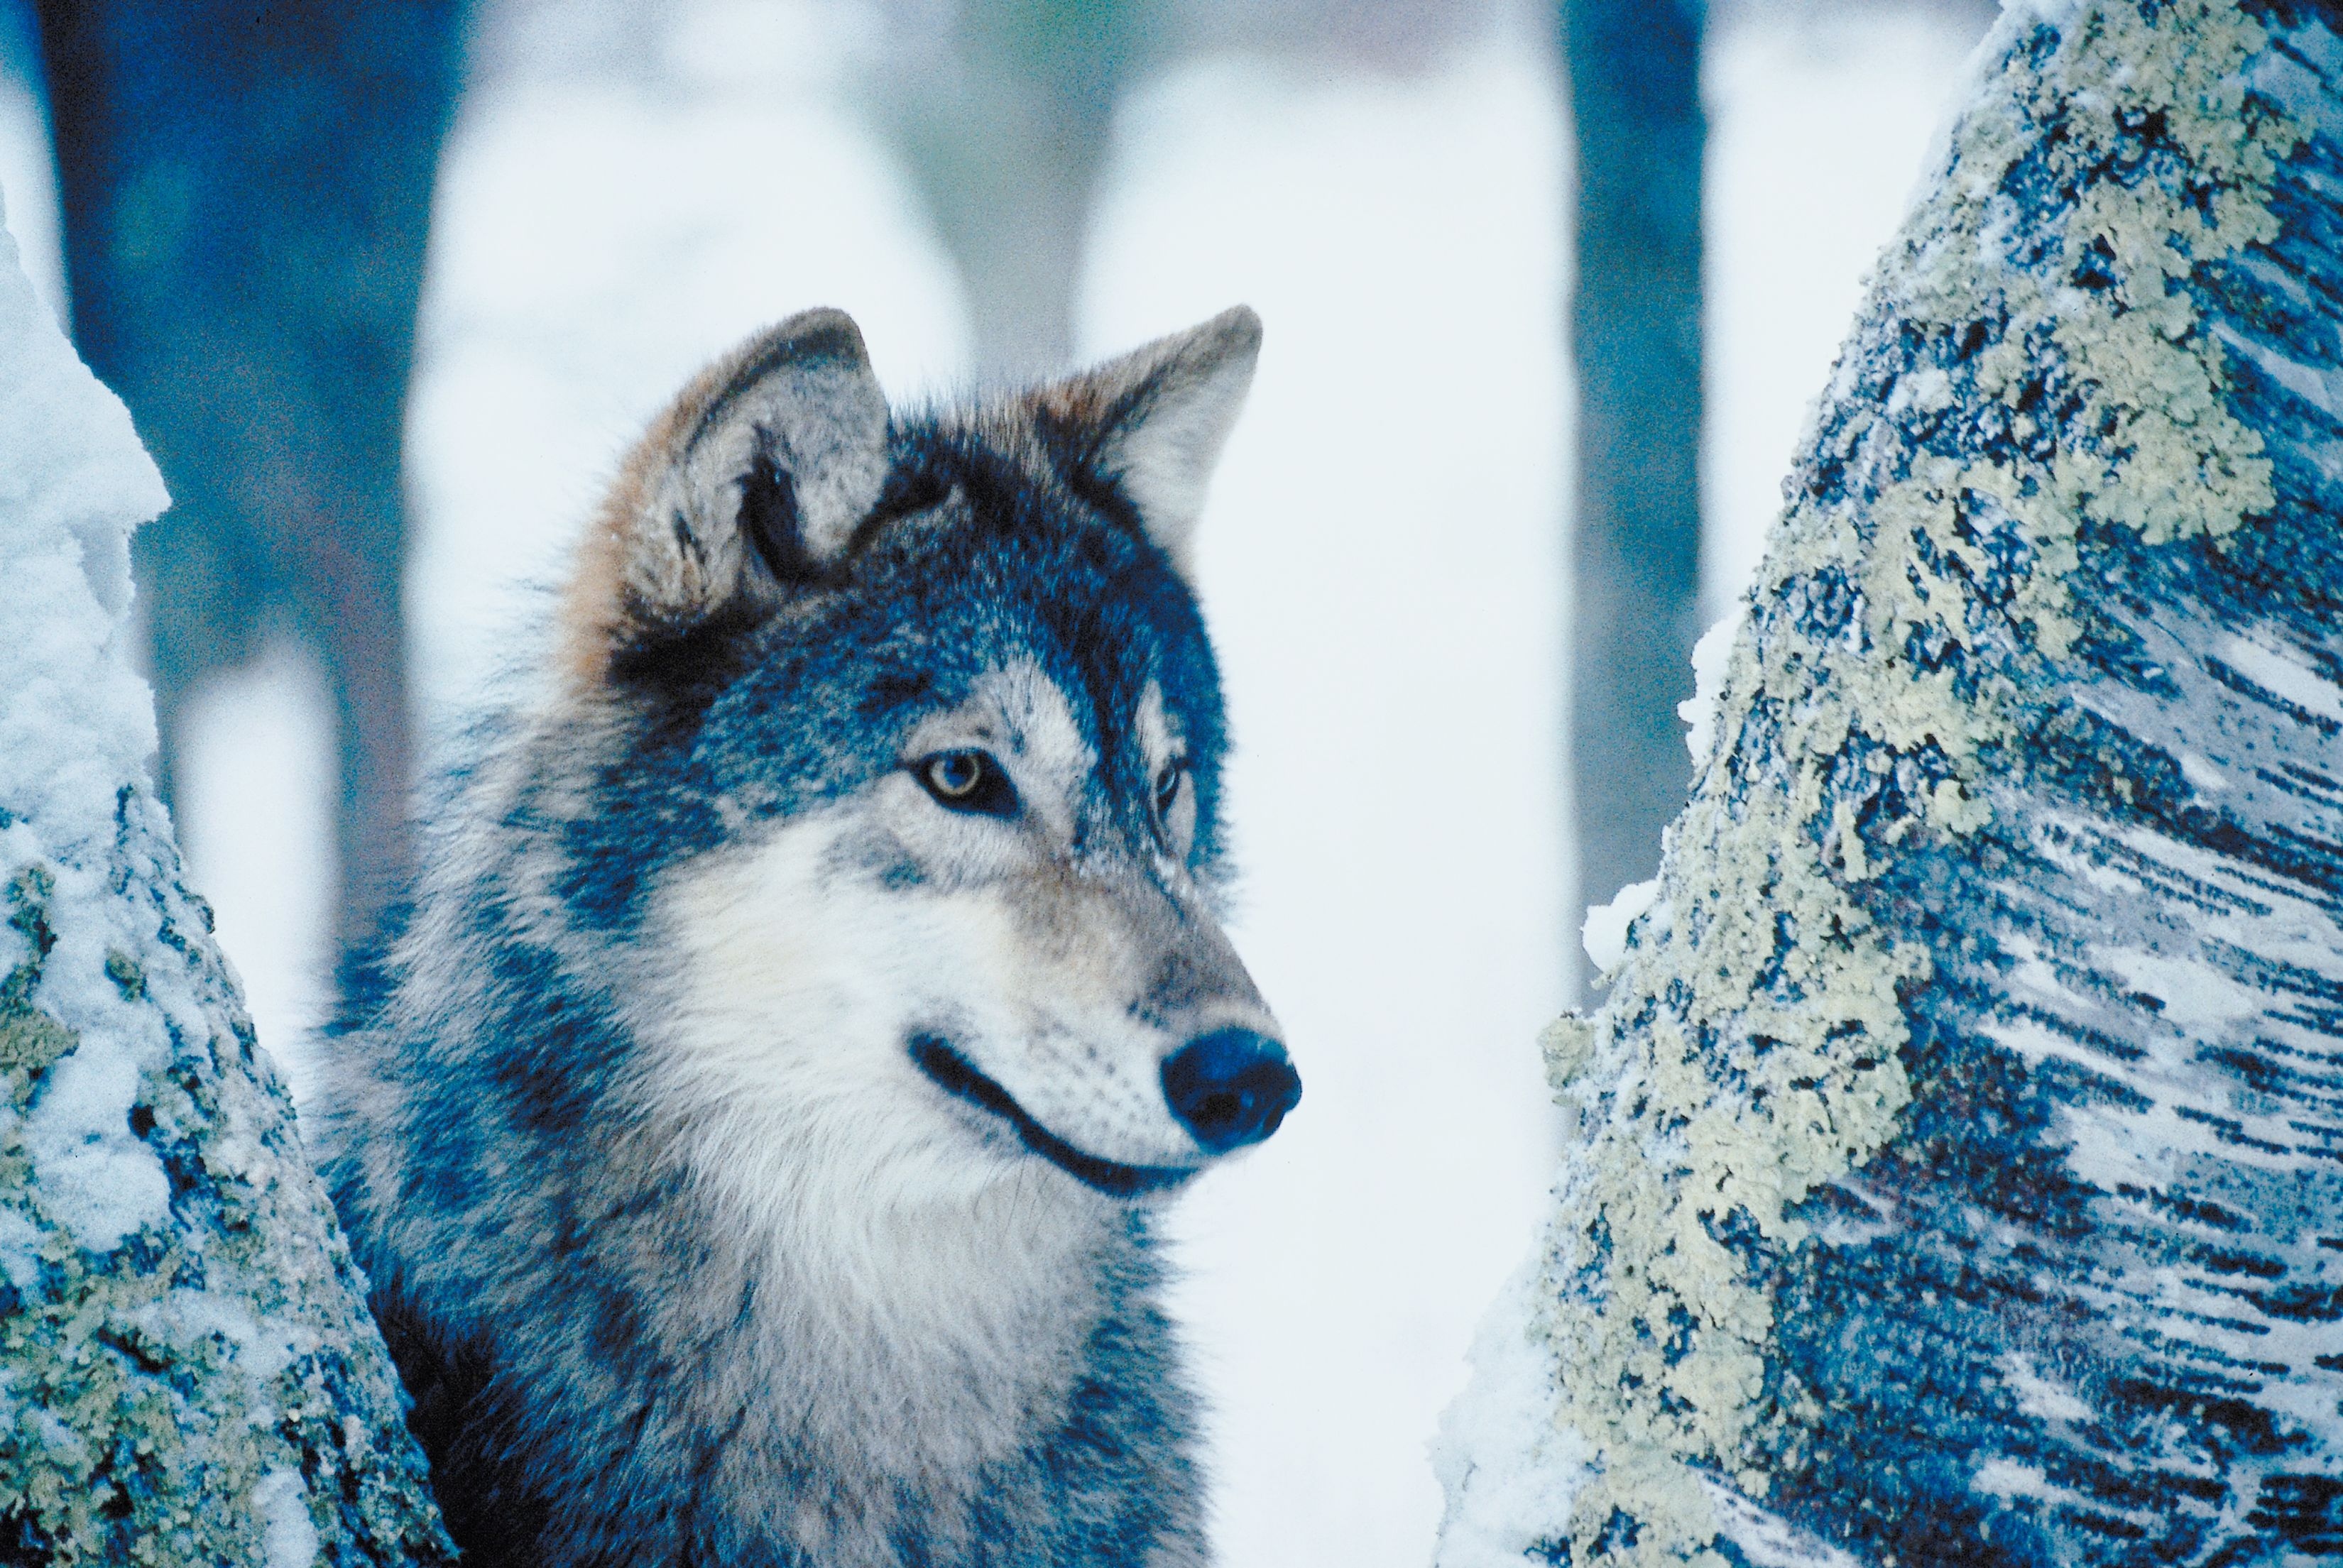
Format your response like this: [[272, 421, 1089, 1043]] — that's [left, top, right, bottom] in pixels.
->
[[851, 461, 953, 548], [861, 668, 934, 719], [884, 424, 1219, 698], [843, 419, 1233, 865]]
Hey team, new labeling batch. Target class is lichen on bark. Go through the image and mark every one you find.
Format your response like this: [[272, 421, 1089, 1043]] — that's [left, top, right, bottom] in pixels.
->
[[1441, 3, 2343, 1564]]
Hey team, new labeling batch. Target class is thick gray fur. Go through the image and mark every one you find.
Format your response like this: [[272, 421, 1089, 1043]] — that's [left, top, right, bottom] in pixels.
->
[[313, 307, 1283, 1567]]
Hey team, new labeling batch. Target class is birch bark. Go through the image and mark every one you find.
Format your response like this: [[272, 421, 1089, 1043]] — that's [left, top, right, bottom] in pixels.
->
[[0, 215, 450, 1563], [1438, 3, 2343, 1564]]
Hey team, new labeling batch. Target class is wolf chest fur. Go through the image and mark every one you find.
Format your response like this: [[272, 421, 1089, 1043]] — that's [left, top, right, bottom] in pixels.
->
[[315, 306, 1299, 1567]]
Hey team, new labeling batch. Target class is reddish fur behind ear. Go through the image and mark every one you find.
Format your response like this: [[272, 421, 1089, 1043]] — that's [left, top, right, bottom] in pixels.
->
[[559, 352, 740, 689], [557, 309, 890, 689]]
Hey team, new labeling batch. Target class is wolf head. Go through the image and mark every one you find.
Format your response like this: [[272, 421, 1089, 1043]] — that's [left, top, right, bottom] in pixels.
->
[[523, 305, 1296, 1215]]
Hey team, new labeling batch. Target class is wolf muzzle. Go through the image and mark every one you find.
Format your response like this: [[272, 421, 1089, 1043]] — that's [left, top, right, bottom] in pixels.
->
[[908, 1034, 1196, 1196], [907, 1024, 1301, 1197]]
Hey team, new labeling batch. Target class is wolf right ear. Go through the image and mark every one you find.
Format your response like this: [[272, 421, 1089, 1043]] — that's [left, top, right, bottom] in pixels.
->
[[1032, 306, 1261, 573], [560, 308, 890, 684]]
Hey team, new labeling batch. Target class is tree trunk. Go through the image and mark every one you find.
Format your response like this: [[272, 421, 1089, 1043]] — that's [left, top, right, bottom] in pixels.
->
[[1437, 2, 2343, 1563], [0, 215, 450, 1564], [36, 0, 468, 951], [870, 0, 1507, 384], [1562, 0, 1706, 994], [875, 0, 1147, 383]]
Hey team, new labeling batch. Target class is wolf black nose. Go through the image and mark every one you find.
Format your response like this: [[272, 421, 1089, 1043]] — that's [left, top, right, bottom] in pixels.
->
[[1161, 1029, 1301, 1155]]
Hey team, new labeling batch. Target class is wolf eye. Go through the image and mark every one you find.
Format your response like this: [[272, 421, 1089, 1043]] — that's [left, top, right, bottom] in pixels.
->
[[919, 750, 1016, 816], [1153, 763, 1196, 854]]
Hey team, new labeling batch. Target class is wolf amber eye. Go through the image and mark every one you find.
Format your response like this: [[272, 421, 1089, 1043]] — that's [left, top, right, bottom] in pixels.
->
[[1154, 764, 1196, 853], [919, 750, 1015, 816], [930, 753, 982, 796]]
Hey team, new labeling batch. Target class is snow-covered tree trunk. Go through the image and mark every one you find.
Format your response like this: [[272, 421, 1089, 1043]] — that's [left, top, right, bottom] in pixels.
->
[[1436, 2, 2343, 1564], [0, 219, 450, 1562]]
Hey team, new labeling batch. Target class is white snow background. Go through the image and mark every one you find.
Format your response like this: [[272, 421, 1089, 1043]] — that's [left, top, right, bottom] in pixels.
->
[[0, 1, 1984, 1562]]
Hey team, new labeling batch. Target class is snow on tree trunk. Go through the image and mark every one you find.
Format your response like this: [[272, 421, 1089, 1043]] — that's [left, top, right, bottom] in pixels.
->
[[0, 215, 451, 1562], [1436, 2, 2343, 1564]]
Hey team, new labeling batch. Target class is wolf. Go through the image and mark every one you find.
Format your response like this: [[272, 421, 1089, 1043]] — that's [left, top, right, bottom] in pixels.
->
[[312, 305, 1301, 1567]]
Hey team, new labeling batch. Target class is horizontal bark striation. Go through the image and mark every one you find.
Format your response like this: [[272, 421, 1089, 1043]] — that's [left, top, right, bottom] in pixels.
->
[[1438, 4, 2343, 1567], [1757, 12, 2343, 1564]]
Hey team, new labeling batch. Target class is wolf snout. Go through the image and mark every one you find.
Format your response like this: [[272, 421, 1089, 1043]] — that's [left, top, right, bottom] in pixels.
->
[[1160, 1029, 1301, 1155]]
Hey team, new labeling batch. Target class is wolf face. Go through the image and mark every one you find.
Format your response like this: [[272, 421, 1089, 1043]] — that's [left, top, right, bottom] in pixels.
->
[[584, 304, 1295, 1206], [319, 306, 1293, 1567]]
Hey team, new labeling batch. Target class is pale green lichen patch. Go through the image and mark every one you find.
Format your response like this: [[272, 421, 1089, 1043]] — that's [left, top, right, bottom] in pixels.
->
[[0, 816, 454, 1564], [0, 848, 258, 1565], [102, 950, 143, 1002], [1523, 4, 2300, 1563], [0, 870, 71, 1106]]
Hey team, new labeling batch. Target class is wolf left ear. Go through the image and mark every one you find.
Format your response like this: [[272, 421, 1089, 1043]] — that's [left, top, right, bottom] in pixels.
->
[[1033, 306, 1261, 570], [562, 308, 890, 682]]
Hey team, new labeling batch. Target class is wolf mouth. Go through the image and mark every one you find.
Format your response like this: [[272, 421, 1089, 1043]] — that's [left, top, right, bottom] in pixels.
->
[[907, 1034, 1198, 1199]]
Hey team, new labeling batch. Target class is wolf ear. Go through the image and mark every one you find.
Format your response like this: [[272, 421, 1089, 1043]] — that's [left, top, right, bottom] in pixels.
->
[[562, 308, 890, 681], [1034, 305, 1260, 571]]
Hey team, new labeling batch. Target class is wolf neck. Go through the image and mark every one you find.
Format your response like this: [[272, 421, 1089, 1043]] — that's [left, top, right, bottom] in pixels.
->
[[382, 733, 1176, 1547], [662, 1105, 1135, 1474]]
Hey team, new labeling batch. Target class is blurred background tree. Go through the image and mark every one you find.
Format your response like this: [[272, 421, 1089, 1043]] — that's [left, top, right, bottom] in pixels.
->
[[868, 0, 1496, 381], [873, 0, 1150, 380], [33, 0, 467, 950], [1561, 0, 1705, 969]]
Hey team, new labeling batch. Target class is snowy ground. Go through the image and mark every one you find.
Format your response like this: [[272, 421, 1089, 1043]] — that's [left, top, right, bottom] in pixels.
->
[[0, 3, 1983, 1562]]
